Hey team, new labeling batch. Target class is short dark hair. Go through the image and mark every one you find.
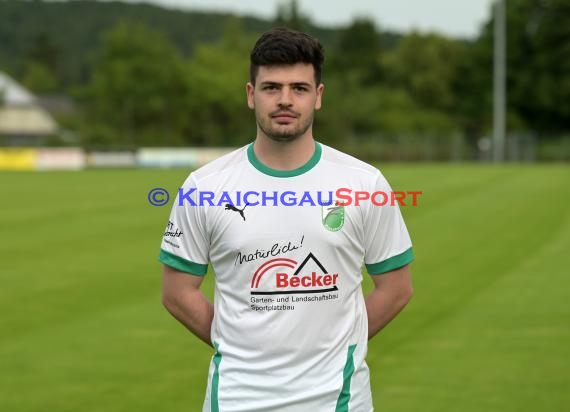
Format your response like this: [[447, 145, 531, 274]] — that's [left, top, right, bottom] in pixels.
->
[[249, 27, 325, 85]]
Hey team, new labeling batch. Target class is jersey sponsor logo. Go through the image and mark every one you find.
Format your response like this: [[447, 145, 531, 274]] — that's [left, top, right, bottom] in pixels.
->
[[250, 253, 339, 295], [234, 236, 304, 266], [164, 220, 183, 237], [322, 203, 344, 231]]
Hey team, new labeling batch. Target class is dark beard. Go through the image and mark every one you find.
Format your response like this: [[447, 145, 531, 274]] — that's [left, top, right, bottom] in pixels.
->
[[259, 121, 312, 142], [256, 112, 314, 142]]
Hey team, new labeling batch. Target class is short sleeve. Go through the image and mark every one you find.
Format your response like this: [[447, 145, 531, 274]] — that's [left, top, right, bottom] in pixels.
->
[[363, 171, 414, 275], [158, 174, 209, 276]]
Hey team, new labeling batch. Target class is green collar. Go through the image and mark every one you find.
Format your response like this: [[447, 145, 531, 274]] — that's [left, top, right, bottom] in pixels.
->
[[247, 141, 322, 178]]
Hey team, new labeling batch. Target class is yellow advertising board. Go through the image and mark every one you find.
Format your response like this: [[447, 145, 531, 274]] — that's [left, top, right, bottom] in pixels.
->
[[0, 148, 38, 170]]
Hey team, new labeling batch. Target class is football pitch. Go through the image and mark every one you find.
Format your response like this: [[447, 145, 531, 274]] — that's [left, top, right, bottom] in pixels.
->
[[0, 164, 568, 411]]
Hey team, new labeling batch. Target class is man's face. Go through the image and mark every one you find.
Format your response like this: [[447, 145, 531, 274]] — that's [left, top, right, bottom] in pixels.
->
[[246, 63, 324, 142]]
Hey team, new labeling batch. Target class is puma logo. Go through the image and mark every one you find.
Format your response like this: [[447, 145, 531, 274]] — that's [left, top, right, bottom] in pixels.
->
[[225, 203, 249, 221]]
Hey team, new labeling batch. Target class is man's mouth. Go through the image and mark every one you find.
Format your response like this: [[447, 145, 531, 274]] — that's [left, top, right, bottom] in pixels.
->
[[272, 113, 296, 118], [271, 112, 297, 122]]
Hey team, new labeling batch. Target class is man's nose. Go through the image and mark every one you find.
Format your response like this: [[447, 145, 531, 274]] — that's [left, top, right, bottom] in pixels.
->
[[278, 87, 293, 107]]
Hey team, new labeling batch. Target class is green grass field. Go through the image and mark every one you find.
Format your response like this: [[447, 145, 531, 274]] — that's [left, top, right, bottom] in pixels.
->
[[1, 165, 569, 411]]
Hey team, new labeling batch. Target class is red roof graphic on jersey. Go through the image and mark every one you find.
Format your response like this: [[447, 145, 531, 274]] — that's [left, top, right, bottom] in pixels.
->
[[251, 258, 297, 289], [250, 253, 339, 295]]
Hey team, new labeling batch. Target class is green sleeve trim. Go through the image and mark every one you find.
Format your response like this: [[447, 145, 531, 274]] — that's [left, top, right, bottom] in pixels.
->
[[366, 247, 414, 275], [158, 249, 208, 276]]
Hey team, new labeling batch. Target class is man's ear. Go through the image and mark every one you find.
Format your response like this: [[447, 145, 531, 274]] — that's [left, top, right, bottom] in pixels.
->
[[246, 82, 255, 109], [315, 83, 325, 110]]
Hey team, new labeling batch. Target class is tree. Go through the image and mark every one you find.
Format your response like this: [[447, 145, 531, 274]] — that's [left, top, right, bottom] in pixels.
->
[[27, 32, 59, 74], [185, 19, 255, 146], [464, 0, 570, 134], [274, 0, 310, 31], [22, 32, 60, 93], [317, 71, 458, 148], [382, 31, 465, 112], [330, 19, 382, 85], [506, 0, 570, 131], [82, 21, 190, 147], [22, 62, 59, 93]]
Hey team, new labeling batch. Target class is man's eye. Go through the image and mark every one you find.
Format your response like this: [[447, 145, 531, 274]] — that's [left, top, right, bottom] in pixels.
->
[[264, 85, 278, 90], [294, 86, 308, 92]]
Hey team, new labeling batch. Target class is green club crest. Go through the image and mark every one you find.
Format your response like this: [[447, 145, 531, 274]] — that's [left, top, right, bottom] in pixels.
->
[[322, 203, 344, 231]]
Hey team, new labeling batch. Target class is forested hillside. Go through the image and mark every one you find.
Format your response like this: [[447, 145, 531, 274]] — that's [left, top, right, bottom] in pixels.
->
[[0, 0, 567, 156]]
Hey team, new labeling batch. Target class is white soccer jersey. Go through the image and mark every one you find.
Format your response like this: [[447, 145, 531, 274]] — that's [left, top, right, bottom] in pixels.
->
[[159, 142, 414, 412]]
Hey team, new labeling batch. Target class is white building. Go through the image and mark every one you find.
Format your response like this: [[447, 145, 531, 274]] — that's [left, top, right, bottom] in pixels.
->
[[0, 72, 59, 145]]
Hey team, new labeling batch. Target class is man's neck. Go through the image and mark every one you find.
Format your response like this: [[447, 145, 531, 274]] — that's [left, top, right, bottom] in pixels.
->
[[252, 134, 316, 171]]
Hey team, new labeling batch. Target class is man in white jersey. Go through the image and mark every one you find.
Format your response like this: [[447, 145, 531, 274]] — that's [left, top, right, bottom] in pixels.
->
[[160, 27, 414, 412]]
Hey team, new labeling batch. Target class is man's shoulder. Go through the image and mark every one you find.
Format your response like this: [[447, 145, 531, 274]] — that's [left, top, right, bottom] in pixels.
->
[[319, 143, 379, 177], [188, 145, 248, 184]]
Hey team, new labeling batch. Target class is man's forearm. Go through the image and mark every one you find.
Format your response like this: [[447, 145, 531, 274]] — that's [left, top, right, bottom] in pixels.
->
[[365, 266, 413, 339], [365, 286, 411, 339], [163, 289, 214, 346]]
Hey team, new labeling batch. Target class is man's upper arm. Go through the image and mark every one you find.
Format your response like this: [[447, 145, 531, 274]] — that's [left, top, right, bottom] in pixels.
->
[[369, 264, 413, 293], [162, 264, 205, 294]]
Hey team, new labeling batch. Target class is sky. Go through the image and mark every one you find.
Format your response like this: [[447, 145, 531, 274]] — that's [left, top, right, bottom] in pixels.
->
[[110, 0, 497, 39]]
